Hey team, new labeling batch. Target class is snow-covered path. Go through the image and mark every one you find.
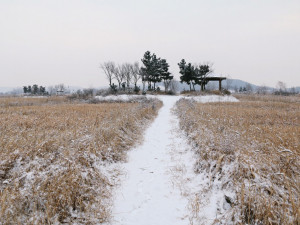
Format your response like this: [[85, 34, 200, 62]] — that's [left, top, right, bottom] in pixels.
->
[[111, 96, 188, 225], [110, 95, 239, 225]]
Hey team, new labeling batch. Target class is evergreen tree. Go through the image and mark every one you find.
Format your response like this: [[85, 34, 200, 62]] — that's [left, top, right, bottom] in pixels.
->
[[178, 59, 187, 87], [27, 85, 32, 94], [141, 51, 153, 89], [39, 86, 46, 95], [178, 59, 194, 91], [141, 51, 164, 90], [160, 59, 173, 92], [179, 60, 211, 91], [23, 86, 28, 94], [185, 63, 195, 91], [150, 53, 162, 89], [194, 64, 211, 91], [32, 84, 38, 95]]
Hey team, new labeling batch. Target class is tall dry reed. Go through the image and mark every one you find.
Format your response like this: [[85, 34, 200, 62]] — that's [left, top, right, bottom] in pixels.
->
[[175, 95, 299, 224], [0, 97, 162, 224]]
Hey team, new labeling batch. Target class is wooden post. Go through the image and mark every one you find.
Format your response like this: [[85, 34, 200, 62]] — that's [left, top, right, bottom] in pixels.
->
[[219, 80, 222, 91]]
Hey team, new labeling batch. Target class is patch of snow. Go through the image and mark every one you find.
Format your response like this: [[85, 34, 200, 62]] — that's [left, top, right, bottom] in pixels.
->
[[96, 94, 239, 103], [190, 95, 239, 103], [96, 95, 148, 102]]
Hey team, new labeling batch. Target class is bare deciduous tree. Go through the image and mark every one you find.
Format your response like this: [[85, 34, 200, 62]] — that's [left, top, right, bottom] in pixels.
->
[[47, 86, 56, 96], [55, 84, 66, 95], [131, 62, 141, 88], [245, 83, 253, 93], [169, 79, 179, 94], [276, 81, 287, 92], [115, 65, 126, 89], [257, 84, 268, 95], [123, 63, 133, 88], [100, 61, 116, 87]]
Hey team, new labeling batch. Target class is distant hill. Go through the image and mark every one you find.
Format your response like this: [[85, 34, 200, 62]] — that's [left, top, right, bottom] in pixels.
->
[[167, 79, 264, 92], [224, 79, 261, 90], [222, 79, 273, 92], [0, 87, 23, 94], [162, 78, 299, 93], [0, 87, 16, 93]]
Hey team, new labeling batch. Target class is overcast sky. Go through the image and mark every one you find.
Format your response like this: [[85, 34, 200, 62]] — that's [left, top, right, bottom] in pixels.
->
[[1, 0, 299, 88]]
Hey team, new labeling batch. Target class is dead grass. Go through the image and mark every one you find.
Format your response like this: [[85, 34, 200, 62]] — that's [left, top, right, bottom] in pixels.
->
[[175, 95, 300, 224], [0, 97, 162, 224], [233, 93, 300, 104], [181, 90, 227, 96], [0, 96, 70, 107]]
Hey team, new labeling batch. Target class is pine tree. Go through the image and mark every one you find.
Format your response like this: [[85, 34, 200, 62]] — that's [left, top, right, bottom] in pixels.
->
[[39, 86, 46, 95], [141, 51, 153, 89], [150, 54, 162, 90], [160, 59, 173, 92], [141, 51, 165, 91], [32, 84, 38, 95], [194, 64, 210, 90], [179, 60, 211, 91], [178, 59, 194, 91]]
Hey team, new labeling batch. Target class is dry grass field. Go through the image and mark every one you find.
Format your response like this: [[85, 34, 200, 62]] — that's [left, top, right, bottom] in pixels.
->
[[0, 96, 69, 107], [175, 95, 299, 224], [0, 96, 162, 224]]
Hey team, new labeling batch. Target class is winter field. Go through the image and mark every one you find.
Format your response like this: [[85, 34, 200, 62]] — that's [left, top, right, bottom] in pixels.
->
[[175, 95, 300, 224], [0, 94, 299, 224], [0, 96, 162, 224]]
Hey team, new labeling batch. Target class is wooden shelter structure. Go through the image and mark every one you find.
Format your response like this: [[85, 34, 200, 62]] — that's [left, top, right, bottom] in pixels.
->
[[200, 77, 226, 91]]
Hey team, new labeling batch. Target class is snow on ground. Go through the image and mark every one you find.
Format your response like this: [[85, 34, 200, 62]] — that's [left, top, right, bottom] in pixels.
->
[[169, 128, 235, 224], [108, 94, 239, 225], [111, 96, 188, 225], [96, 95, 145, 102], [96, 94, 239, 103], [190, 95, 239, 103]]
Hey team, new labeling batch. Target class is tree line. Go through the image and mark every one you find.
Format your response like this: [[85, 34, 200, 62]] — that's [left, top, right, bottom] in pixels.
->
[[101, 62, 141, 93], [101, 51, 212, 93], [23, 85, 47, 95], [22, 84, 68, 96], [101, 51, 174, 93]]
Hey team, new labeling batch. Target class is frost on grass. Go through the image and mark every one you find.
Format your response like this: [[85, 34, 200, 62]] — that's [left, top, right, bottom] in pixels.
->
[[0, 97, 162, 224], [175, 97, 299, 225]]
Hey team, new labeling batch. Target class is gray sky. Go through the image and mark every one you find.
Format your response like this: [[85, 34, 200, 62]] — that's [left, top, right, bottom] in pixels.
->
[[1, 0, 300, 88]]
